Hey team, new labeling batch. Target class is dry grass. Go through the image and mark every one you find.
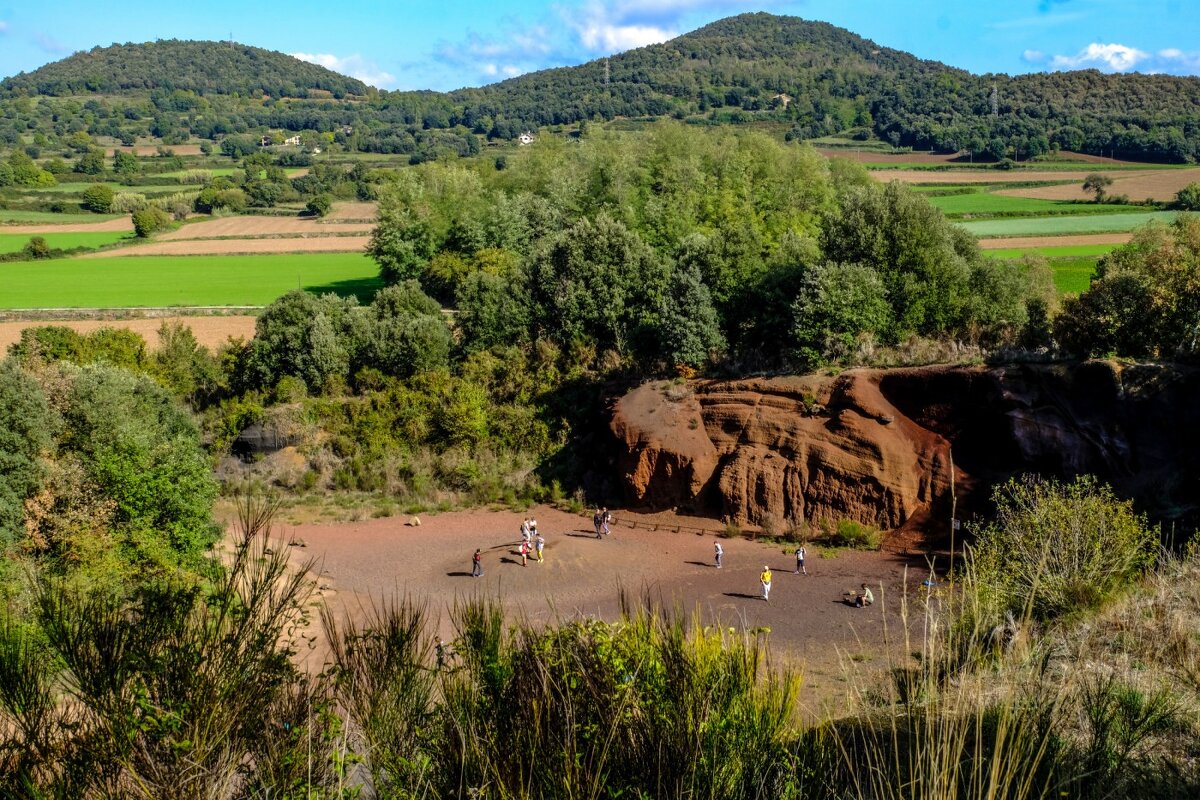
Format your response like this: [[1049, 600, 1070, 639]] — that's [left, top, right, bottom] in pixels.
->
[[977, 233, 1133, 250], [157, 216, 375, 240], [0, 218, 134, 234], [997, 167, 1200, 202]]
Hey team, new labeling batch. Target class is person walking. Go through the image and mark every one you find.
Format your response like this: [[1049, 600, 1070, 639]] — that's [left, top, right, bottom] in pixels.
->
[[760, 565, 773, 601], [714, 540, 723, 569], [795, 544, 807, 575], [472, 548, 483, 578], [601, 508, 612, 536], [519, 540, 529, 567], [535, 532, 545, 563], [593, 507, 604, 539]]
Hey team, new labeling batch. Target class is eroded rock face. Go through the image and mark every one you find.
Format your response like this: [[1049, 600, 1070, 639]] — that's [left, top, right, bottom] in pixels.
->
[[611, 372, 953, 529], [610, 362, 1200, 536]]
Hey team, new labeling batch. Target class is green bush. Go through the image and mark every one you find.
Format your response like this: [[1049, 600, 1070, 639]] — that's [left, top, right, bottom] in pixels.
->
[[21, 236, 51, 260], [305, 193, 333, 217], [131, 205, 171, 238], [967, 475, 1156, 622], [79, 183, 115, 213]]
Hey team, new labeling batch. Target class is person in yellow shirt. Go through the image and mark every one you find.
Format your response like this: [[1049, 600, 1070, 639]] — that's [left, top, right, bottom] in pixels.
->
[[760, 566, 772, 601]]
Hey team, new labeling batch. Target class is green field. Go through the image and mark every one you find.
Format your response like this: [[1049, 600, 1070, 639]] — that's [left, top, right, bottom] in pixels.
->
[[984, 247, 1107, 295], [959, 211, 1177, 238], [0, 231, 132, 253], [929, 192, 1144, 217], [0, 252, 381, 308]]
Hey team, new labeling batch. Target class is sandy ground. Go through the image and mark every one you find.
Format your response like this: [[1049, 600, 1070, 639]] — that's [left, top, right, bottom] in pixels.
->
[[977, 233, 1133, 250], [281, 505, 936, 714], [81, 236, 371, 257], [158, 216, 375, 240], [0, 315, 257, 351], [996, 167, 1200, 202], [0, 218, 134, 234]]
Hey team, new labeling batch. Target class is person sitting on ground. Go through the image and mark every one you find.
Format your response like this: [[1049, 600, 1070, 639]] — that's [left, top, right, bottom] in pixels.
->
[[855, 583, 874, 608]]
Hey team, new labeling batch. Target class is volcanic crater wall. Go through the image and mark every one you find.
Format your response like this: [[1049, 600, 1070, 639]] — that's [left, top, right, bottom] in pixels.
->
[[609, 362, 1200, 536]]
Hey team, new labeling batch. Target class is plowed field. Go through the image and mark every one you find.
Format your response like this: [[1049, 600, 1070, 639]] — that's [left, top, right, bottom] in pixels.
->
[[81, 236, 371, 257]]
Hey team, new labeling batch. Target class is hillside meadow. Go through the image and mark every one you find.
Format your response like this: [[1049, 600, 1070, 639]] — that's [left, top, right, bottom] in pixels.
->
[[0, 252, 380, 307]]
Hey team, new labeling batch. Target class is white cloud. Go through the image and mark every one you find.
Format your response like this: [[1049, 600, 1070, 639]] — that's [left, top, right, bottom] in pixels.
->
[[0, 21, 9, 34], [1050, 42, 1149, 72], [290, 52, 395, 88], [575, 20, 675, 52], [1160, 48, 1184, 59], [1022, 49, 1045, 63]]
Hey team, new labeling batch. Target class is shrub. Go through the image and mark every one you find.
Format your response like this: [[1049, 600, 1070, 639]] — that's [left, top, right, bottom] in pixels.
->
[[305, 193, 333, 217], [154, 192, 193, 221], [178, 169, 213, 185], [967, 475, 1155, 622], [22, 236, 51, 259], [79, 183, 114, 213], [110, 192, 148, 213], [131, 205, 171, 238]]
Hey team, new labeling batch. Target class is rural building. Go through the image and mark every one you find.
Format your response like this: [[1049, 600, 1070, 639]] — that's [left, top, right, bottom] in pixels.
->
[[518, 131, 536, 146], [283, 135, 302, 146]]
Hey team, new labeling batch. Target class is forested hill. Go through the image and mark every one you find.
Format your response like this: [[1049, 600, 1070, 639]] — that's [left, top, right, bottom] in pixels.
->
[[449, 13, 1200, 162], [0, 40, 369, 98]]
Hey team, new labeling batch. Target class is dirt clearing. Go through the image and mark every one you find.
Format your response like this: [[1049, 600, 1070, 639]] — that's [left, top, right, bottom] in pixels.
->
[[284, 504, 930, 713], [0, 315, 256, 352], [81, 236, 371, 257], [977, 233, 1132, 250], [103, 144, 205, 157]]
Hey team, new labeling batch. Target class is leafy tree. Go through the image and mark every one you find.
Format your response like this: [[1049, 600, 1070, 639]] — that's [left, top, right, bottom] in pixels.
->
[[151, 320, 218, 405], [74, 148, 106, 176], [658, 260, 725, 368], [61, 363, 219, 561], [369, 180, 436, 284], [791, 262, 891, 369], [456, 271, 530, 353], [528, 214, 670, 360], [80, 183, 115, 214], [1083, 173, 1114, 203], [305, 194, 333, 217], [1174, 182, 1200, 211], [0, 360, 54, 548], [367, 282, 452, 378], [112, 150, 140, 177], [22, 236, 51, 260], [131, 206, 171, 237]]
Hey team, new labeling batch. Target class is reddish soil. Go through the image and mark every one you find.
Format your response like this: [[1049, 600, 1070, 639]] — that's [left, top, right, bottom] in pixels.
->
[[82, 236, 370, 257], [977, 233, 1133, 250], [284, 505, 932, 713], [0, 219, 134, 234], [0, 315, 256, 351], [323, 202, 378, 221]]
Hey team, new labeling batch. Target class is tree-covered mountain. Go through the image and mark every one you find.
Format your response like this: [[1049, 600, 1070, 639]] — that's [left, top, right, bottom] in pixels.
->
[[1, 14, 1199, 162], [0, 40, 368, 98], [447, 13, 1200, 161]]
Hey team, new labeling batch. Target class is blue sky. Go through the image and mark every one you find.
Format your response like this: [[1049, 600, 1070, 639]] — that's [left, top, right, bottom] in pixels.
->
[[0, 1, 1197, 91]]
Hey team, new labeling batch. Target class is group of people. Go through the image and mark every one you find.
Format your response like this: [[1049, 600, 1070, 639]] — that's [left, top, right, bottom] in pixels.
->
[[470, 516, 546, 576], [519, 516, 545, 566], [592, 507, 612, 538], [715, 539, 874, 607]]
